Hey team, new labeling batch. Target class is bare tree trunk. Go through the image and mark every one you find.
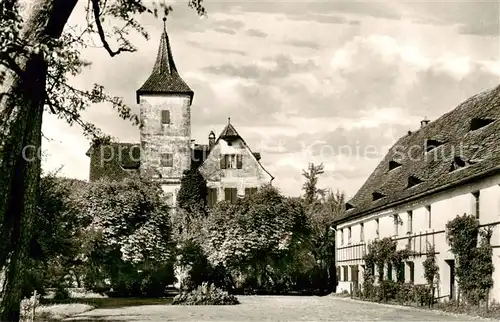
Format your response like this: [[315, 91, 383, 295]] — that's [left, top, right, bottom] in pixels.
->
[[0, 1, 77, 320]]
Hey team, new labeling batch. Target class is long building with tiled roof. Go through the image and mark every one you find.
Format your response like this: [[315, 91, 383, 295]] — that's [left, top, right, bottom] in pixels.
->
[[87, 18, 273, 206], [334, 84, 500, 303]]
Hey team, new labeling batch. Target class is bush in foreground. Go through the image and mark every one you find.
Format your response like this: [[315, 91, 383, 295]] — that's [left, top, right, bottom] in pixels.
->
[[172, 283, 239, 305]]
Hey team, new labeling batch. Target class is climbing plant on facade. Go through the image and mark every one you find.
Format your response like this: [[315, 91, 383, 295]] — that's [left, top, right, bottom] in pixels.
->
[[446, 213, 494, 306]]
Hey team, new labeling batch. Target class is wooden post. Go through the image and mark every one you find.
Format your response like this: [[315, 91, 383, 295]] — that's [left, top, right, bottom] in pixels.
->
[[31, 290, 37, 322]]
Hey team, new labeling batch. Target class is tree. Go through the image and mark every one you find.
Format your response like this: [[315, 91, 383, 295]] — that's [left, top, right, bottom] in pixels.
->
[[177, 168, 208, 213], [80, 177, 175, 297], [302, 163, 325, 205], [301, 163, 344, 294], [0, 1, 205, 319]]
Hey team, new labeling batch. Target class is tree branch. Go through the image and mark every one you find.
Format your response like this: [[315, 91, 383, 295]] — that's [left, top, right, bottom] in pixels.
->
[[90, 0, 134, 57]]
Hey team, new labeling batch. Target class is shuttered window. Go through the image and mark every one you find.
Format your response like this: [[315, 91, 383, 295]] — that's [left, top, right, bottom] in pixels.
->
[[208, 188, 218, 207], [220, 154, 242, 169], [224, 188, 238, 203], [161, 110, 170, 124], [245, 187, 258, 197], [236, 154, 242, 169]]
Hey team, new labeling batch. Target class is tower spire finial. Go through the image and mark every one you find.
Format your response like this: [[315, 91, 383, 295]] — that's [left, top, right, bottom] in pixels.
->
[[228, 117, 231, 124], [163, 16, 167, 32]]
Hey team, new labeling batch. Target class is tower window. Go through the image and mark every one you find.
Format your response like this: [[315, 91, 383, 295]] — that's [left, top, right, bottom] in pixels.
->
[[360, 223, 364, 242], [160, 153, 173, 167], [161, 110, 170, 124], [375, 219, 379, 239]]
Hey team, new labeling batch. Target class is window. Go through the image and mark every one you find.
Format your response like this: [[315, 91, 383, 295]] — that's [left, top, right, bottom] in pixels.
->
[[346, 203, 354, 210], [407, 210, 413, 234], [387, 263, 393, 281], [473, 191, 480, 219], [207, 188, 218, 207], [245, 187, 258, 197], [393, 215, 399, 236], [375, 219, 379, 239], [389, 160, 401, 171], [426, 205, 432, 228], [340, 229, 344, 245], [348, 227, 352, 244], [343, 266, 348, 282], [360, 223, 364, 242], [372, 191, 386, 201], [407, 175, 423, 188], [397, 262, 405, 283], [161, 110, 170, 124], [160, 153, 173, 167], [407, 261, 415, 283], [470, 118, 494, 131], [224, 188, 238, 203], [425, 139, 444, 153], [220, 154, 243, 169]]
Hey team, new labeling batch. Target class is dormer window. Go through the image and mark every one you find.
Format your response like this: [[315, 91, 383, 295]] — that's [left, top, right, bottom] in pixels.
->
[[346, 203, 354, 211], [407, 175, 423, 188], [389, 160, 402, 171], [470, 118, 494, 131], [372, 191, 386, 201], [425, 139, 444, 153], [449, 156, 475, 172]]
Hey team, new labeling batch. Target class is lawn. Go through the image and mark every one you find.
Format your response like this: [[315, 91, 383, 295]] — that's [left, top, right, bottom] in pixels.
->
[[40, 297, 173, 309]]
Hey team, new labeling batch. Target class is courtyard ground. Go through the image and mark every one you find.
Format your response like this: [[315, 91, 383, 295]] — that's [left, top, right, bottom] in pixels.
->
[[64, 295, 487, 321]]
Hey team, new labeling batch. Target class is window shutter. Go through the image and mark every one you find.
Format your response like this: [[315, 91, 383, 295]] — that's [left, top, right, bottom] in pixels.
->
[[161, 110, 170, 124], [220, 155, 226, 169], [251, 188, 257, 195], [224, 188, 231, 201], [236, 154, 242, 169], [231, 188, 237, 203], [245, 188, 250, 197]]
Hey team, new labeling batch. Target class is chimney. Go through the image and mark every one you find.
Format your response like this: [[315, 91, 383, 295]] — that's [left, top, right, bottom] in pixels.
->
[[420, 117, 430, 128], [208, 131, 216, 150]]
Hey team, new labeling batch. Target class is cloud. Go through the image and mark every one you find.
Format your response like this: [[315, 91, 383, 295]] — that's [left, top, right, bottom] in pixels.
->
[[213, 27, 237, 35], [286, 12, 361, 25], [245, 28, 267, 38], [284, 39, 320, 50]]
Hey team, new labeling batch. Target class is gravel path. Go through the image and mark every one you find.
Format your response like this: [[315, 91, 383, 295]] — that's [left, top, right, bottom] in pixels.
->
[[66, 295, 485, 321]]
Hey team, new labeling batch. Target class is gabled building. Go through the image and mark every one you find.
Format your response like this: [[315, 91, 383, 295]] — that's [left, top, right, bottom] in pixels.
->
[[86, 19, 273, 205], [334, 85, 500, 302]]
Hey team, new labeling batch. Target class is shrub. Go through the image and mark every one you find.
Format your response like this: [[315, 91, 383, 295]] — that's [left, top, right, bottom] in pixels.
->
[[378, 280, 398, 302], [53, 286, 70, 301], [172, 283, 239, 305]]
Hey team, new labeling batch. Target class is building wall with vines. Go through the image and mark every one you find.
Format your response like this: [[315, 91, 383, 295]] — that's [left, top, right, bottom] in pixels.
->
[[336, 172, 500, 303]]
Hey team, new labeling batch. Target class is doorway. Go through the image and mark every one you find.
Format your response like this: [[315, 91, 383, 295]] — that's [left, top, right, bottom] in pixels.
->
[[445, 259, 455, 300]]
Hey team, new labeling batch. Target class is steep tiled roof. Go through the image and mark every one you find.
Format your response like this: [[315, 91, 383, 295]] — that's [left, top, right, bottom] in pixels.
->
[[136, 21, 193, 103], [337, 85, 500, 224]]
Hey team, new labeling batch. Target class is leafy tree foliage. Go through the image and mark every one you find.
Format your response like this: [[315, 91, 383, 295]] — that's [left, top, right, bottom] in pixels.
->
[[177, 168, 208, 213], [79, 177, 175, 297]]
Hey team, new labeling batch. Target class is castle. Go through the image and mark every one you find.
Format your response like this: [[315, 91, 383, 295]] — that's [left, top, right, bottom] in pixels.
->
[[86, 19, 273, 206]]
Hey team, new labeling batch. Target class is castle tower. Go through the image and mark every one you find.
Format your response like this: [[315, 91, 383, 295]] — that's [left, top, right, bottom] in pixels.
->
[[136, 17, 194, 205]]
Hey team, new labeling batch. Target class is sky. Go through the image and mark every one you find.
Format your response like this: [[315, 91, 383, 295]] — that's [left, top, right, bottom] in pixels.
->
[[41, 0, 500, 199]]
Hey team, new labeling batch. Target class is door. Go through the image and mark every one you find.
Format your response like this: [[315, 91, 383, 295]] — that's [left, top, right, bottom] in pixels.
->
[[446, 259, 455, 300]]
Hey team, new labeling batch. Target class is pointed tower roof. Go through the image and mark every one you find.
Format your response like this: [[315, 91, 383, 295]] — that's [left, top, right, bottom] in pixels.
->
[[136, 17, 194, 103]]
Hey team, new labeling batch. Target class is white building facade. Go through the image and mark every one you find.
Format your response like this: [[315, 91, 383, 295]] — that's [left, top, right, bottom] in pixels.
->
[[335, 85, 500, 302]]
